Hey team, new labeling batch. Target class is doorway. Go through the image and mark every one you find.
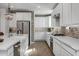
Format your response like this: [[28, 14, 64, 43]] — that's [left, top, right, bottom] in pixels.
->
[[17, 20, 30, 46]]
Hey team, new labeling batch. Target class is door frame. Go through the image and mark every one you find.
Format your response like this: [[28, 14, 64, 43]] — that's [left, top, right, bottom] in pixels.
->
[[17, 20, 30, 46]]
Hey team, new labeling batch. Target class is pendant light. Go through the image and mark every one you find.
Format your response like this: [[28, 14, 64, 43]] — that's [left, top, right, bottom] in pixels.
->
[[5, 3, 13, 20]]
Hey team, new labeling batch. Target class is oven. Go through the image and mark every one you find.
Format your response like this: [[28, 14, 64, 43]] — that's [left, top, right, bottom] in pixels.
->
[[50, 36, 53, 51]]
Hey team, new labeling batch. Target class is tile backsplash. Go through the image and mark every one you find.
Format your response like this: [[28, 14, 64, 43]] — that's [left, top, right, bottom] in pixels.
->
[[65, 26, 79, 39], [52, 25, 79, 39], [52, 27, 65, 34]]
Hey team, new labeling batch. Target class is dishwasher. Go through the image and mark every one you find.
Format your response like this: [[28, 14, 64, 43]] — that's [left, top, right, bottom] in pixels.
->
[[14, 42, 20, 56]]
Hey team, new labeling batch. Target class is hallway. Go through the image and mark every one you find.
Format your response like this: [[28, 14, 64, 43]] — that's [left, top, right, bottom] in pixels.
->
[[26, 41, 54, 56]]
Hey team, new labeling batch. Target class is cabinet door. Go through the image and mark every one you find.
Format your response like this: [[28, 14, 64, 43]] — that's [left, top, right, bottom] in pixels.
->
[[72, 3, 79, 24], [62, 48, 72, 56], [8, 46, 14, 56], [53, 42, 62, 56], [51, 11, 56, 27], [62, 3, 72, 26], [55, 4, 62, 14], [20, 37, 28, 56], [51, 4, 63, 27], [46, 34, 50, 47]]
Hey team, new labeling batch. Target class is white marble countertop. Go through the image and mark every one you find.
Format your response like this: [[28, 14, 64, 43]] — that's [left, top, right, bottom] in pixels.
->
[[0, 34, 28, 50], [51, 35, 79, 51]]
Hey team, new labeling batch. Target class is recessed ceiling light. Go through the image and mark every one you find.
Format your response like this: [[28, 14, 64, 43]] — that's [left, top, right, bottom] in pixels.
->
[[37, 6, 40, 8], [10, 5, 14, 9]]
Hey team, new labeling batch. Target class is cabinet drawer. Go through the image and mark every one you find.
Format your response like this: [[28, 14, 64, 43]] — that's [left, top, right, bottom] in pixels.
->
[[61, 43, 75, 55], [62, 48, 72, 56], [8, 52, 14, 56], [8, 46, 13, 55], [53, 38, 62, 45]]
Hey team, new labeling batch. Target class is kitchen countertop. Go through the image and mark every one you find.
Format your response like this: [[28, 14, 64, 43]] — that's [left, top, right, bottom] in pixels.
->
[[51, 35, 79, 51], [0, 34, 28, 50]]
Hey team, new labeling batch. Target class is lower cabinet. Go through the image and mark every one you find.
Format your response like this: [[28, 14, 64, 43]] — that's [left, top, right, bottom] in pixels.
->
[[53, 38, 72, 56], [20, 38, 28, 56], [53, 42, 62, 56], [62, 48, 72, 56], [46, 35, 50, 47], [8, 46, 14, 56], [47, 38, 50, 47], [0, 46, 14, 56]]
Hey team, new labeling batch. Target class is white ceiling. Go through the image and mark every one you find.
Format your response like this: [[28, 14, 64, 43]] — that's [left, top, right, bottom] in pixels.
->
[[0, 3, 56, 14]]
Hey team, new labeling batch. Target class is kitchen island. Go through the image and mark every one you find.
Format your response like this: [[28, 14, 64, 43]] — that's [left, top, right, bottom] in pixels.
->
[[51, 35, 79, 56], [0, 34, 28, 56]]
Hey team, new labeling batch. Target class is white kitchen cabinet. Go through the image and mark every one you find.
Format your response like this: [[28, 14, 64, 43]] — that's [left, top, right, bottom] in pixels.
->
[[54, 4, 62, 14], [51, 4, 63, 27], [51, 11, 56, 27], [72, 3, 79, 24], [0, 46, 14, 56], [55, 4, 63, 27], [46, 32, 50, 47], [20, 36, 28, 56], [53, 36, 73, 56], [51, 16, 55, 27], [62, 3, 79, 25], [62, 48, 72, 56], [53, 42, 62, 56], [46, 37, 50, 47], [52, 3, 79, 26], [62, 3, 72, 26], [53, 38, 62, 56], [7, 46, 14, 56]]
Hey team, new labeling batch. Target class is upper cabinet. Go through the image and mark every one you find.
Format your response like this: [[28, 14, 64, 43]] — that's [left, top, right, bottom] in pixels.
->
[[51, 10, 56, 27], [72, 3, 79, 24], [52, 3, 79, 26], [54, 4, 62, 14], [62, 3, 72, 26], [51, 4, 63, 27], [63, 3, 79, 26]]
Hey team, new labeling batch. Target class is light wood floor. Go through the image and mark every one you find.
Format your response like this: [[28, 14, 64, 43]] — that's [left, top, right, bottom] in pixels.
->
[[27, 41, 54, 56]]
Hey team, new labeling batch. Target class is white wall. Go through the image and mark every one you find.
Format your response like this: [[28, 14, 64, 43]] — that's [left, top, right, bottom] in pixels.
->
[[9, 13, 16, 27], [0, 9, 9, 36], [9, 12, 34, 43], [9, 12, 32, 27], [0, 14, 1, 32], [34, 17, 49, 27], [34, 16, 49, 41], [16, 12, 31, 21]]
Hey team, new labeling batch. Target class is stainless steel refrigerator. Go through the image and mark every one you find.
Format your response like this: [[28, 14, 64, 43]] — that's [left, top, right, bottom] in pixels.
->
[[17, 20, 30, 46]]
